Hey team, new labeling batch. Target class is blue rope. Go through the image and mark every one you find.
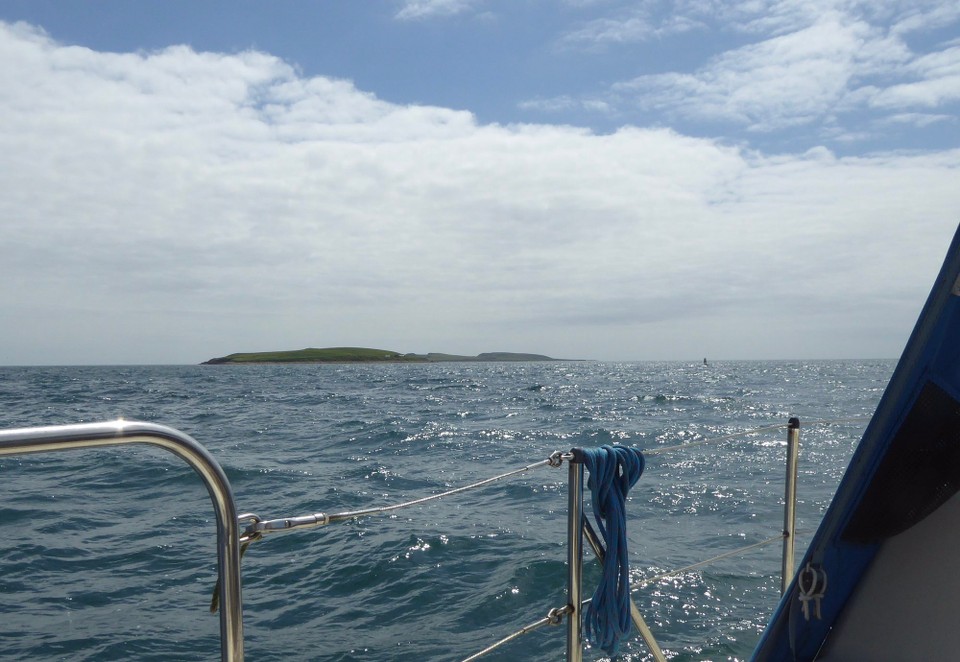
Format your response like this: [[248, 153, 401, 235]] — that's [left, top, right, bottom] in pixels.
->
[[574, 445, 645, 656]]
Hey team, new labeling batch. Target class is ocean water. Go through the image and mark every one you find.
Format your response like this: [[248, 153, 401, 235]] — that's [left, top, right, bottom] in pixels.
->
[[0, 360, 894, 661]]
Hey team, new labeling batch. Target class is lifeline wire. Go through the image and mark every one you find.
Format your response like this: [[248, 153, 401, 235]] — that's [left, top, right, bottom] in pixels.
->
[[645, 424, 784, 455], [327, 457, 557, 522], [459, 605, 571, 662], [632, 533, 787, 588], [243, 453, 565, 539], [246, 418, 865, 538], [645, 417, 868, 456], [221, 420, 832, 654], [216, 455, 566, 613]]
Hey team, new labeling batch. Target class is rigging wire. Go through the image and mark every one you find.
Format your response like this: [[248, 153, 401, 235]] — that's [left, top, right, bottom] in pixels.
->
[[242, 453, 566, 539], [225, 417, 860, 657], [645, 417, 868, 456], [633, 533, 789, 588], [459, 605, 571, 662]]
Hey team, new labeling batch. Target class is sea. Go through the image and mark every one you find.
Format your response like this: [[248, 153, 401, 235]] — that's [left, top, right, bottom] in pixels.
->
[[0, 359, 895, 661]]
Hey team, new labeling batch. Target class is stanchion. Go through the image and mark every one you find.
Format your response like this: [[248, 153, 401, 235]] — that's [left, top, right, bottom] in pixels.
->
[[781, 417, 800, 595], [566, 458, 583, 662]]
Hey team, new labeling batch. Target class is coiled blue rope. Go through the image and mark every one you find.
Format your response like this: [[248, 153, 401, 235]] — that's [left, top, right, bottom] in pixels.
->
[[574, 445, 646, 656]]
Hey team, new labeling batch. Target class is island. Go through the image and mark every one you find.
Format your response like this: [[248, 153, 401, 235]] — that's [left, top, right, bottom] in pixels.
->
[[201, 347, 561, 364]]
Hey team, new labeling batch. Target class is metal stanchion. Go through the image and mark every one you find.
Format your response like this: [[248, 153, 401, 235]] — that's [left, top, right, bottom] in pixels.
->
[[0, 421, 244, 661], [582, 520, 666, 662], [566, 458, 583, 662], [781, 417, 800, 595]]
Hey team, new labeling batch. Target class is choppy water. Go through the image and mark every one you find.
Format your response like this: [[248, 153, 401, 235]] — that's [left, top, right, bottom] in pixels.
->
[[0, 360, 894, 661]]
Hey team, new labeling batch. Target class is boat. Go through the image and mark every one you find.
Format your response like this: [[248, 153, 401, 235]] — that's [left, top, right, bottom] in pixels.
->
[[3, 223, 959, 661], [753, 220, 960, 660]]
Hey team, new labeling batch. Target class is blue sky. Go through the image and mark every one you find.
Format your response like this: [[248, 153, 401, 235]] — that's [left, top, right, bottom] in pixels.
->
[[0, 1, 958, 364]]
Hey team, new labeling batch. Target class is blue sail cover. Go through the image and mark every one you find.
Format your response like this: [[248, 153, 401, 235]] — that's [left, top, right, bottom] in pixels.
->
[[752, 222, 960, 661]]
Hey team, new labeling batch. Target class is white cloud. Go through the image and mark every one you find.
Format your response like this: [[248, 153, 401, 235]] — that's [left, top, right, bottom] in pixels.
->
[[0, 21, 958, 364], [395, 0, 478, 20], [561, 0, 959, 44], [558, 0, 833, 47], [560, 10, 704, 46], [544, 1, 959, 139], [883, 112, 954, 126], [890, 1, 960, 35], [869, 45, 960, 109], [612, 15, 882, 131], [518, 94, 613, 114]]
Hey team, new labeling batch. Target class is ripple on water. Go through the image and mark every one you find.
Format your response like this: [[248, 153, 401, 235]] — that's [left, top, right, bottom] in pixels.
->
[[0, 360, 890, 661]]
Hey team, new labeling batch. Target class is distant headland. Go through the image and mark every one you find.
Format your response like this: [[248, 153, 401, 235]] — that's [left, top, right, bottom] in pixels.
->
[[201, 347, 562, 364]]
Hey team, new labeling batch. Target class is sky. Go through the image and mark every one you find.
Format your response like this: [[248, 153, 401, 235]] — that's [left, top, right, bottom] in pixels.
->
[[0, 1, 958, 365]]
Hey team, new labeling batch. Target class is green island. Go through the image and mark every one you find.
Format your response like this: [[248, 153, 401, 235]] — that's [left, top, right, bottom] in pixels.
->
[[202, 347, 560, 364]]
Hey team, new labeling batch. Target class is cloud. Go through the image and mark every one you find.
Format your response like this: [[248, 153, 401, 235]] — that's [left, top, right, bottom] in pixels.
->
[[883, 112, 954, 127], [541, 1, 959, 140], [890, 1, 960, 35], [559, 9, 704, 46], [611, 15, 887, 131], [557, 0, 815, 47], [868, 45, 960, 109], [395, 0, 479, 20], [0, 21, 958, 364], [517, 95, 613, 114], [561, 0, 960, 45]]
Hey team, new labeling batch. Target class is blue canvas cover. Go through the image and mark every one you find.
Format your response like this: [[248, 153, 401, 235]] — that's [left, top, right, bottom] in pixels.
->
[[752, 222, 960, 661]]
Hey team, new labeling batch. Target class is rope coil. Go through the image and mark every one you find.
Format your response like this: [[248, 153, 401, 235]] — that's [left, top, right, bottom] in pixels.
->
[[573, 445, 646, 656]]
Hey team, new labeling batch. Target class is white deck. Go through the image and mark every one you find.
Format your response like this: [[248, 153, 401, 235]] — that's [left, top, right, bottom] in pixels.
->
[[817, 490, 960, 660]]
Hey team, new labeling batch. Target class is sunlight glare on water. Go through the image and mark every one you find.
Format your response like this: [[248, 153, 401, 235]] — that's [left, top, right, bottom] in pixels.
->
[[0, 360, 891, 661]]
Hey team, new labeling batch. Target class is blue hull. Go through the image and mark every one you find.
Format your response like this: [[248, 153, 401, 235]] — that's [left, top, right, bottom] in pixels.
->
[[753, 222, 960, 660]]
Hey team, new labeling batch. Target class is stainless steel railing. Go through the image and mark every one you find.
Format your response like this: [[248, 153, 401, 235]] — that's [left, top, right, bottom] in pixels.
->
[[0, 417, 818, 661], [0, 421, 245, 662]]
